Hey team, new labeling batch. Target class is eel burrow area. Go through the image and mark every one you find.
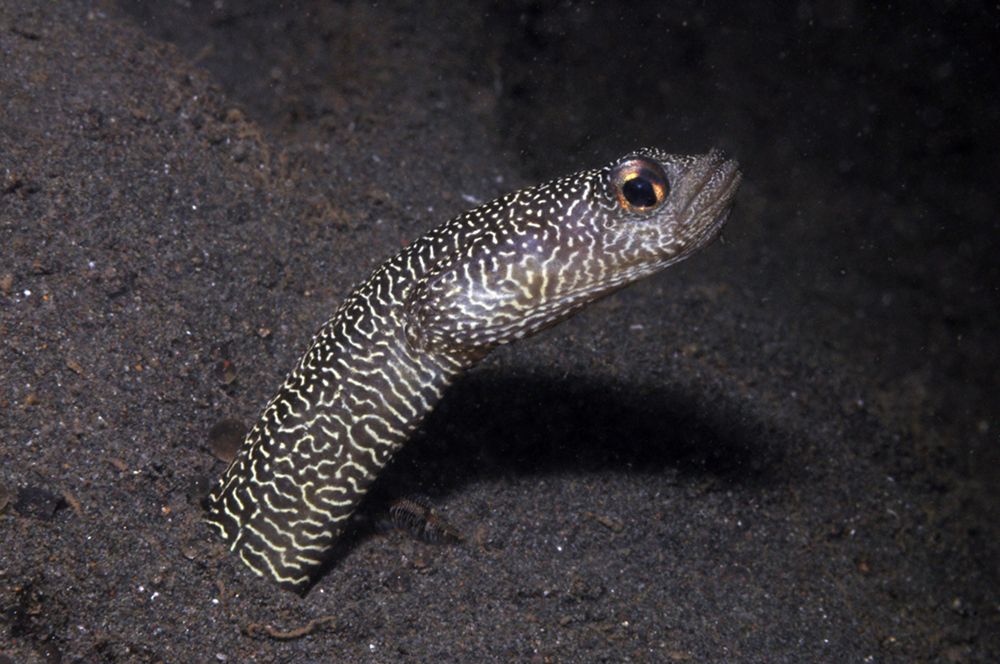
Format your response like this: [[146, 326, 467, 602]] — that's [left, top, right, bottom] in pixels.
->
[[205, 147, 742, 591]]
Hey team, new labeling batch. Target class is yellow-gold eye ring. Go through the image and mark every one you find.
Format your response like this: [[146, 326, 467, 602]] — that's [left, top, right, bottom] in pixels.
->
[[610, 158, 670, 212]]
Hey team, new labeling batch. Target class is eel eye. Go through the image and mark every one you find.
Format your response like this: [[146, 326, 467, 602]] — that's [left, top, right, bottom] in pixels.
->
[[610, 158, 670, 212]]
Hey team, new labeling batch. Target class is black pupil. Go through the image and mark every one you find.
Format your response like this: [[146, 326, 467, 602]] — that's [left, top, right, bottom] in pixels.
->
[[622, 173, 659, 208]]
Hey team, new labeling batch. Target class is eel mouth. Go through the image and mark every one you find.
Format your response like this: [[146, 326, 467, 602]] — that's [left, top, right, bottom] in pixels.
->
[[665, 149, 742, 255], [711, 151, 743, 211], [689, 149, 742, 214]]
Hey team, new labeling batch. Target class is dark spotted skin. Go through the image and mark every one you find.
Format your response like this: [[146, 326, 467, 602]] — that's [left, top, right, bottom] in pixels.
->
[[205, 147, 742, 591]]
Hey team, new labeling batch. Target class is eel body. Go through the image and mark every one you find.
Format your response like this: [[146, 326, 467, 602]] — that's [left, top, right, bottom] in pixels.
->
[[205, 147, 742, 591]]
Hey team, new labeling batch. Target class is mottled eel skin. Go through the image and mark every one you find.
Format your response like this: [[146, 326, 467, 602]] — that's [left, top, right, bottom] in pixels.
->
[[205, 147, 742, 591]]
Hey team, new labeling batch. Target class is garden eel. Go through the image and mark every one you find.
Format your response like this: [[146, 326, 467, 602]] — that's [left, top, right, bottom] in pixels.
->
[[205, 147, 742, 591]]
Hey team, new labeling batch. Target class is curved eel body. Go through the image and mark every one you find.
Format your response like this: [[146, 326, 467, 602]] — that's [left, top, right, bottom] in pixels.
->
[[205, 147, 742, 591]]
